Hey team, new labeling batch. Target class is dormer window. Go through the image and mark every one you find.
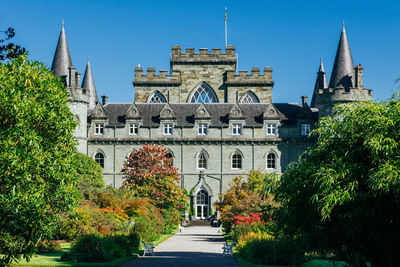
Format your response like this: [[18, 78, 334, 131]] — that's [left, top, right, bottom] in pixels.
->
[[198, 123, 207, 135], [301, 124, 311, 136], [164, 123, 173, 136], [129, 123, 139, 135], [94, 123, 104, 135], [232, 123, 242, 135], [267, 123, 276, 136]]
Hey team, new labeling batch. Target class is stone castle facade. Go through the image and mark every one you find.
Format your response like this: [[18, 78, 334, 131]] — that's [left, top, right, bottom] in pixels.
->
[[50, 23, 372, 219]]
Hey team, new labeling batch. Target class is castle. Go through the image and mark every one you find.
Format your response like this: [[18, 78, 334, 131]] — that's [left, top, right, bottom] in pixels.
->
[[51, 23, 372, 219]]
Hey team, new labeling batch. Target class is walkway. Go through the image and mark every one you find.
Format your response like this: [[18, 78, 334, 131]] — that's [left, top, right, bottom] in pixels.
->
[[121, 225, 238, 267]]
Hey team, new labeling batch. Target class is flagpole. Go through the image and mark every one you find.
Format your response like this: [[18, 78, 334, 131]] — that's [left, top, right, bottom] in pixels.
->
[[225, 7, 227, 47]]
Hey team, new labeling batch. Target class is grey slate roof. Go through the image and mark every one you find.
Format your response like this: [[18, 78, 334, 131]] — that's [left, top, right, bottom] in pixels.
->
[[51, 22, 72, 80], [329, 24, 355, 90], [96, 103, 316, 127]]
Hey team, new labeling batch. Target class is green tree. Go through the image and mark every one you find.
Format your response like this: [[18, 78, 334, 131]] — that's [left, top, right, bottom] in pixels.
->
[[72, 152, 104, 192], [0, 28, 26, 61], [277, 97, 400, 266], [0, 56, 79, 265]]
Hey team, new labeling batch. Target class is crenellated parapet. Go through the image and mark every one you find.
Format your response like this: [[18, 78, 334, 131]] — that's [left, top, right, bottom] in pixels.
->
[[170, 45, 237, 64], [133, 66, 181, 86], [226, 67, 274, 86]]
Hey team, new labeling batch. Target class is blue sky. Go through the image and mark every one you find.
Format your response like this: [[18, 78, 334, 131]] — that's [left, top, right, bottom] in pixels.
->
[[2, 0, 400, 103]]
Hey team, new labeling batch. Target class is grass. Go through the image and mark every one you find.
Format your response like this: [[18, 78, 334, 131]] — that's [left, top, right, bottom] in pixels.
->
[[223, 230, 348, 267], [11, 230, 177, 267]]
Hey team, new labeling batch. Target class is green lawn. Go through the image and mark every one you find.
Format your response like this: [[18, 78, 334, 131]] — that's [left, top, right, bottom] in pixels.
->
[[12, 231, 177, 267]]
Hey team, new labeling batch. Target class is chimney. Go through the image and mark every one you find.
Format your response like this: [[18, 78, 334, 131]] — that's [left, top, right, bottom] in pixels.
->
[[101, 95, 108, 105], [301, 96, 308, 106], [354, 64, 364, 89]]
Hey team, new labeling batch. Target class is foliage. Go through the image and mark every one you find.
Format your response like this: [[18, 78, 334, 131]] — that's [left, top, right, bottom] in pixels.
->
[[237, 233, 305, 266], [71, 153, 104, 194], [0, 56, 79, 264], [0, 27, 26, 61], [277, 97, 400, 266], [37, 240, 62, 253], [215, 170, 279, 232], [122, 144, 188, 230]]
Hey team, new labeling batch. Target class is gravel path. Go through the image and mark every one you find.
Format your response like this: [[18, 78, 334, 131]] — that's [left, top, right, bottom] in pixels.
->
[[121, 225, 238, 267]]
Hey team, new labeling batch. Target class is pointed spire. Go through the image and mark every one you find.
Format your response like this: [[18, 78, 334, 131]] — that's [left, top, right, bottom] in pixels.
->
[[329, 23, 355, 90], [82, 57, 99, 110], [51, 22, 73, 81], [311, 58, 328, 108]]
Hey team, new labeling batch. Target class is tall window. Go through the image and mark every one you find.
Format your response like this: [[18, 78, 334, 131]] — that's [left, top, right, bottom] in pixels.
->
[[267, 153, 276, 169], [165, 152, 173, 166], [301, 124, 311, 136], [95, 152, 104, 168], [148, 91, 166, 103], [190, 83, 218, 103], [267, 123, 276, 136], [197, 152, 207, 169], [129, 123, 138, 135], [241, 91, 259, 103], [232, 123, 242, 135], [198, 123, 207, 135], [94, 123, 104, 135], [232, 152, 242, 169], [196, 189, 209, 205], [163, 123, 173, 135]]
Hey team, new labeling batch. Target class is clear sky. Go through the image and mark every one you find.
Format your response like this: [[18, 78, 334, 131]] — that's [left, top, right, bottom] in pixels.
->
[[2, 0, 400, 104]]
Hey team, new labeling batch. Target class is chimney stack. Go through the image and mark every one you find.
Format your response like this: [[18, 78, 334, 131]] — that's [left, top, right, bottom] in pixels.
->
[[301, 96, 308, 106], [101, 95, 108, 105]]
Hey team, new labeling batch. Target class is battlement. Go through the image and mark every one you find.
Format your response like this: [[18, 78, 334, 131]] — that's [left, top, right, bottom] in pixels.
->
[[133, 66, 181, 86], [316, 86, 372, 103], [225, 67, 274, 86], [68, 86, 89, 103], [170, 45, 237, 64]]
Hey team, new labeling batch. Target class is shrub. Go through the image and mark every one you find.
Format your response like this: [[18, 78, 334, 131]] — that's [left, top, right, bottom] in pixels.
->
[[237, 232, 305, 266], [62, 232, 140, 263], [37, 240, 62, 253]]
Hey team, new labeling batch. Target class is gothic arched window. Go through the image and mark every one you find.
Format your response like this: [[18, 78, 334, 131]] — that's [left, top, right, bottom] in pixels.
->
[[196, 189, 209, 205], [95, 152, 105, 169], [267, 153, 276, 169], [231, 152, 242, 169], [190, 83, 218, 103], [197, 152, 208, 169], [148, 91, 166, 103], [165, 152, 173, 166], [241, 91, 259, 103]]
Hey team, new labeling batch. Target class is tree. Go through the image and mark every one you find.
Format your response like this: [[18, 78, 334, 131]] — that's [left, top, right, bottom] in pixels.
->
[[122, 144, 188, 229], [215, 170, 279, 232], [277, 97, 400, 267], [71, 152, 104, 193], [0, 27, 26, 61], [0, 56, 79, 264]]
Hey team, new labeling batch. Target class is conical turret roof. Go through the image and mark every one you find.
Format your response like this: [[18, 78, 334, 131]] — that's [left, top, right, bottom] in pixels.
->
[[82, 58, 99, 110], [329, 23, 355, 90], [51, 22, 72, 80], [311, 58, 328, 108]]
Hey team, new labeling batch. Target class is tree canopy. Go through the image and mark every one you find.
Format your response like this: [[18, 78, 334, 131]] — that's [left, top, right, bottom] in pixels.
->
[[277, 97, 400, 266], [0, 56, 79, 264], [0, 27, 26, 61]]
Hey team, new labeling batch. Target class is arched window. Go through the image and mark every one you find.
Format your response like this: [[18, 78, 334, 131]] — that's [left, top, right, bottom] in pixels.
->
[[148, 91, 166, 103], [231, 152, 242, 169], [267, 153, 276, 169], [165, 152, 173, 166], [95, 152, 105, 169], [190, 83, 218, 103], [197, 152, 207, 169], [241, 91, 259, 103], [196, 189, 209, 205]]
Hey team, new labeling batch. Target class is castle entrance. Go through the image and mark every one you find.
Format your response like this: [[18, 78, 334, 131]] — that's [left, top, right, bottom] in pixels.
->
[[196, 189, 209, 219]]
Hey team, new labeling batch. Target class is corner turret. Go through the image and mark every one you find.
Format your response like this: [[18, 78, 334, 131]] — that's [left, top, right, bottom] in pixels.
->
[[312, 23, 372, 117], [82, 58, 99, 110], [51, 21, 73, 86]]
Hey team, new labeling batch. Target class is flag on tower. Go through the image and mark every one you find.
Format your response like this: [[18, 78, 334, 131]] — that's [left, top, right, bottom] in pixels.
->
[[225, 7, 227, 22]]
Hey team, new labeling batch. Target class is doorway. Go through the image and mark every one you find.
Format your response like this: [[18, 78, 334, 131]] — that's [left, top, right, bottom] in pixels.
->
[[196, 189, 209, 219]]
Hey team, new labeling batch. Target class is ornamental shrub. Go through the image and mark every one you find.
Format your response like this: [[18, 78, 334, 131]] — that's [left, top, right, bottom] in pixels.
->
[[237, 233, 305, 266]]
